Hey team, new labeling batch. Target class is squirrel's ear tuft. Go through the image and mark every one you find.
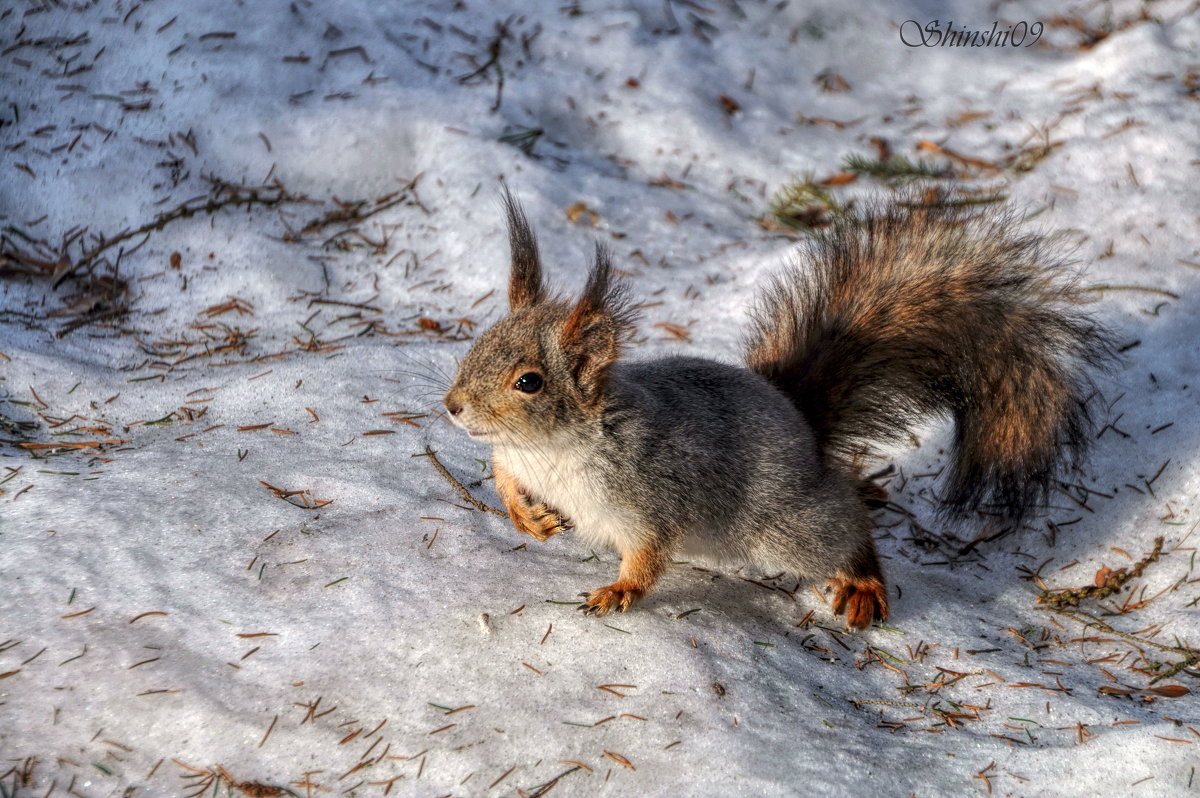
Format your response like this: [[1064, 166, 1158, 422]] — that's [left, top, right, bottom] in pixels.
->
[[561, 243, 636, 398], [504, 188, 543, 310]]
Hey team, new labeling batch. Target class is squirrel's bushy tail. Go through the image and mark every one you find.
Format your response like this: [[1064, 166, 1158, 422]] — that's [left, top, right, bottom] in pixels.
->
[[744, 201, 1117, 525]]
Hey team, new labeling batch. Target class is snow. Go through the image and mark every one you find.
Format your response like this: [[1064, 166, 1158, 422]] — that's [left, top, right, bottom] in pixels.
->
[[2, 0, 1199, 796]]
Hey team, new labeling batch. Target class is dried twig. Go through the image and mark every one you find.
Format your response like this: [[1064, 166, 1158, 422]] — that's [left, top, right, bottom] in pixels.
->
[[1040, 606, 1200, 683], [457, 23, 509, 111], [53, 180, 313, 287], [415, 447, 505, 516], [1036, 537, 1163, 607]]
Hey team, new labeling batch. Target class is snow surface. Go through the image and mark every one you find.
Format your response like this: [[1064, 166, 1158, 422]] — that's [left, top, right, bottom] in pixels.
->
[[2, 0, 1199, 796]]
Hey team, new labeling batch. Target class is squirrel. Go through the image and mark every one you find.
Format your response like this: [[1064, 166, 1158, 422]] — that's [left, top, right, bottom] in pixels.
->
[[443, 190, 1115, 629]]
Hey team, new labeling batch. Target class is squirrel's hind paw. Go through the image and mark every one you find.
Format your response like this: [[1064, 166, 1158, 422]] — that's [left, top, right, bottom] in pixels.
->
[[578, 583, 644, 616], [828, 575, 888, 630]]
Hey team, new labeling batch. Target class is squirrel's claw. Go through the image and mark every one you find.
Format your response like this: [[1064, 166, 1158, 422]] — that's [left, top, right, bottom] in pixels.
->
[[578, 583, 643, 616], [494, 466, 572, 542], [827, 575, 889, 630], [511, 498, 572, 542]]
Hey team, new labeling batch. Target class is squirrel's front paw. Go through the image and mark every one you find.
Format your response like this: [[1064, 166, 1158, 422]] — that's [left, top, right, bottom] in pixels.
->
[[827, 575, 888, 630], [578, 583, 643, 616], [511, 495, 572, 542]]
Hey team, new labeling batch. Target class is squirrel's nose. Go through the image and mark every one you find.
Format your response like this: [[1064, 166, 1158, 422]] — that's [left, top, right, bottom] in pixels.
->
[[445, 395, 464, 416]]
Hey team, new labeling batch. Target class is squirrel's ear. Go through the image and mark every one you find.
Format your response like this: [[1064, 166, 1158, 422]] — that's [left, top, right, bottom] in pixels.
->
[[561, 244, 634, 398], [504, 188, 544, 310]]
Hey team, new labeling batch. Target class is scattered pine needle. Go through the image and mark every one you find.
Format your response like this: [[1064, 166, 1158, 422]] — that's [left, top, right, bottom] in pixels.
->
[[603, 751, 635, 770]]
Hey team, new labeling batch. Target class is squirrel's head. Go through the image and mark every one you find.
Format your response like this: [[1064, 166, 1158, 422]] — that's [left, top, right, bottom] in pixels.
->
[[443, 190, 635, 446]]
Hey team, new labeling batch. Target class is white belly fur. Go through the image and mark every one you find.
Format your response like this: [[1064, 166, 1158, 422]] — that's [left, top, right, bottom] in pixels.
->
[[494, 440, 642, 552]]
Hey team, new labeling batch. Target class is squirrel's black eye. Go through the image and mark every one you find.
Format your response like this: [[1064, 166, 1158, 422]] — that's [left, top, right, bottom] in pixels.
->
[[513, 371, 544, 394]]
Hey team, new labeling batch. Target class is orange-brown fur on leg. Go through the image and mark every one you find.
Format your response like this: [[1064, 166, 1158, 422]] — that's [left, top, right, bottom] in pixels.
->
[[828, 575, 888, 630], [493, 459, 571, 542], [580, 542, 667, 616], [827, 540, 889, 629]]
